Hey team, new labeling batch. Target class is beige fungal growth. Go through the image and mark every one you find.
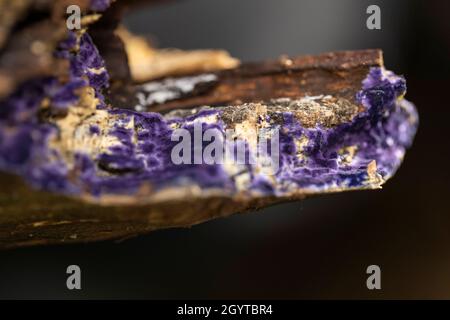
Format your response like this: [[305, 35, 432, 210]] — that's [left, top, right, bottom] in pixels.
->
[[116, 27, 240, 82]]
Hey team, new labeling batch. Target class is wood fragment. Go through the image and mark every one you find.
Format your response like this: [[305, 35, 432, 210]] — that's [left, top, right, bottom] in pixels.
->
[[0, 50, 382, 249]]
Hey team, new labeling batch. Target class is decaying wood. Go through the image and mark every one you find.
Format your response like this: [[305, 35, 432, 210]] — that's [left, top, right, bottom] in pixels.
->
[[0, 0, 171, 99], [0, 0, 91, 99], [0, 172, 295, 249], [0, 49, 382, 249], [117, 27, 239, 82], [143, 50, 382, 113], [0, 1, 384, 249]]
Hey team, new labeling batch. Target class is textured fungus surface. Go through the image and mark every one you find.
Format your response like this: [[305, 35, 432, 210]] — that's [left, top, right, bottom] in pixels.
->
[[0, 0, 418, 248], [0, 36, 418, 201]]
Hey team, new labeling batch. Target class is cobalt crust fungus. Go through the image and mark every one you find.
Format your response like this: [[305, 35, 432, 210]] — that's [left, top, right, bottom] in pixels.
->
[[0, 0, 418, 248]]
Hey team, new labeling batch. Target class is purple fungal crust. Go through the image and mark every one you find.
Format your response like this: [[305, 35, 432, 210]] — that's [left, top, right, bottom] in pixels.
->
[[56, 31, 109, 97], [0, 30, 418, 201], [64, 32, 109, 101], [0, 75, 87, 192], [74, 110, 236, 196], [273, 67, 418, 191], [0, 31, 109, 193], [90, 0, 111, 12]]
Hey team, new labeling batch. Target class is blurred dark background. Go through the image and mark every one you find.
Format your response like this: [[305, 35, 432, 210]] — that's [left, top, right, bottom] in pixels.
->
[[1, 0, 450, 299]]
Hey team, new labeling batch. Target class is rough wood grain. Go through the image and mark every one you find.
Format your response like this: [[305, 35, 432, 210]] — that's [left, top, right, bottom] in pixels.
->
[[121, 50, 383, 112]]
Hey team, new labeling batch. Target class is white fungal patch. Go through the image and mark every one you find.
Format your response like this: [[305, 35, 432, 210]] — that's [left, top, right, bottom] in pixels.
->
[[135, 74, 217, 108]]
